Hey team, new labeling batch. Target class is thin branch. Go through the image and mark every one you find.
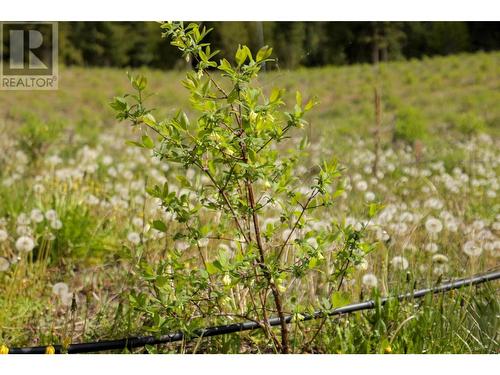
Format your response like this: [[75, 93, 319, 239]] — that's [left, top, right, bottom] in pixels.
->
[[257, 124, 293, 153], [194, 161, 250, 244], [277, 189, 320, 260]]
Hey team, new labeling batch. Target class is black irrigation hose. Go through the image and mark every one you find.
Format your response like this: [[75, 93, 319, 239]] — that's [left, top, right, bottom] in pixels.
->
[[7, 270, 500, 354]]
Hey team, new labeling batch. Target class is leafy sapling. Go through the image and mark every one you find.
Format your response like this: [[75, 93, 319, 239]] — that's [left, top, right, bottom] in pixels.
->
[[111, 22, 370, 353]]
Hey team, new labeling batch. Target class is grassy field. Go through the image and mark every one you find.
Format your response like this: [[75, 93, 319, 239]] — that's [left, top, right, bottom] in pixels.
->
[[0, 51, 499, 353]]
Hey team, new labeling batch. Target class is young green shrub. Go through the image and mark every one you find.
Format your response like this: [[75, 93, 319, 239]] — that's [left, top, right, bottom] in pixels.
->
[[17, 112, 64, 162], [393, 106, 427, 145], [453, 112, 485, 138], [111, 22, 371, 353]]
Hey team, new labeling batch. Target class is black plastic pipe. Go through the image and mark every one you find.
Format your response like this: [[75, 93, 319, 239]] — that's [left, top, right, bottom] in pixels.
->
[[8, 269, 500, 354]]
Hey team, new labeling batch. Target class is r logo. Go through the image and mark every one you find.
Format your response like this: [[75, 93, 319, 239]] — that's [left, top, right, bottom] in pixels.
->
[[9, 29, 49, 70]]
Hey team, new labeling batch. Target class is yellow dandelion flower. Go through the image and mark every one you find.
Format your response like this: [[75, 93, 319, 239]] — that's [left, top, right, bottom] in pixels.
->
[[0, 344, 9, 354], [45, 345, 56, 354]]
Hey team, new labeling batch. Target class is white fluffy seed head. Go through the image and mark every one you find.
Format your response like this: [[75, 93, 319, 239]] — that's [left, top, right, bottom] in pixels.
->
[[52, 282, 69, 297], [132, 217, 144, 228], [356, 180, 368, 192], [45, 209, 58, 221], [50, 219, 63, 230], [0, 229, 8, 242], [0, 257, 10, 272], [364, 191, 375, 202], [462, 240, 483, 257], [174, 240, 190, 251], [30, 209, 44, 223], [432, 254, 449, 263], [362, 273, 378, 288], [425, 217, 443, 235], [15, 236, 35, 252], [390, 256, 409, 270], [425, 242, 439, 253], [127, 232, 141, 245], [60, 292, 74, 307]]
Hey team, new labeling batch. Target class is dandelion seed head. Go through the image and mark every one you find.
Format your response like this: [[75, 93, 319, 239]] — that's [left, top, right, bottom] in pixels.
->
[[52, 282, 69, 297], [432, 254, 449, 264], [102, 155, 113, 166], [127, 231, 141, 245], [364, 191, 375, 202], [16, 213, 30, 226], [425, 217, 443, 235], [0, 257, 10, 272], [174, 240, 190, 251], [462, 240, 482, 257], [425, 242, 439, 253], [433, 264, 449, 276], [355, 180, 368, 192], [60, 292, 74, 307], [30, 209, 44, 223], [362, 273, 378, 288], [132, 217, 144, 228], [445, 220, 458, 232], [390, 256, 409, 270], [0, 229, 8, 242], [86, 194, 100, 205], [45, 209, 58, 221], [15, 236, 35, 253], [471, 220, 485, 231], [50, 219, 63, 230]]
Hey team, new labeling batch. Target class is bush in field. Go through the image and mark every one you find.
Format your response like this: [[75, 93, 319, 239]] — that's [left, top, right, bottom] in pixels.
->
[[111, 22, 372, 353], [393, 106, 427, 145], [453, 112, 485, 137], [17, 113, 64, 162]]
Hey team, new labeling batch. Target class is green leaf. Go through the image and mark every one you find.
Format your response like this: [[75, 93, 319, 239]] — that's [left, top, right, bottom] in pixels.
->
[[331, 291, 350, 308], [296, 91, 302, 107], [247, 148, 257, 163], [110, 96, 128, 111], [152, 220, 167, 233], [206, 262, 218, 275], [242, 45, 254, 63], [132, 75, 147, 91], [180, 112, 190, 129], [213, 259, 225, 270], [141, 113, 156, 127], [227, 88, 238, 103], [125, 140, 145, 148], [368, 203, 382, 218], [176, 175, 191, 188], [235, 45, 247, 67], [141, 135, 155, 149], [198, 49, 208, 62], [304, 97, 318, 112], [156, 276, 169, 288], [256, 46, 273, 62], [308, 257, 318, 269], [269, 88, 284, 104], [218, 58, 233, 74]]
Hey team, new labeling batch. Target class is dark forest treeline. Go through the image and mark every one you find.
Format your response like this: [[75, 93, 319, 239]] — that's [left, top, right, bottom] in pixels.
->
[[58, 22, 500, 69]]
